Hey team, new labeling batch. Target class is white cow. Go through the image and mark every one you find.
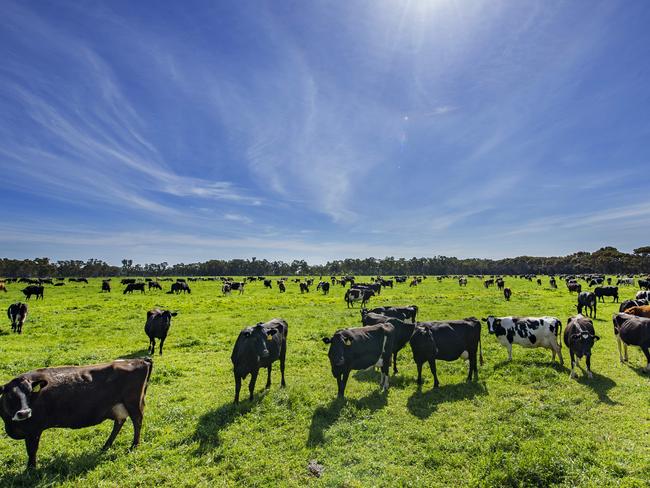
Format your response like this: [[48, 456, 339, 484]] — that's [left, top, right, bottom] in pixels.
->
[[482, 316, 563, 364]]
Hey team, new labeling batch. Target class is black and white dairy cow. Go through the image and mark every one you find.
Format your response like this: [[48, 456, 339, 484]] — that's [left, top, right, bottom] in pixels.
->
[[612, 313, 650, 371], [231, 318, 288, 403], [356, 314, 416, 374], [361, 305, 418, 324], [344, 288, 374, 308], [636, 290, 650, 301], [7, 303, 28, 334], [577, 291, 597, 318], [564, 315, 599, 379], [482, 316, 563, 364], [322, 323, 394, 398], [409, 318, 483, 387]]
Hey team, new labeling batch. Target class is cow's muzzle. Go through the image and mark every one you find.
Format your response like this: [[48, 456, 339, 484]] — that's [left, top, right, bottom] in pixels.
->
[[12, 409, 32, 422]]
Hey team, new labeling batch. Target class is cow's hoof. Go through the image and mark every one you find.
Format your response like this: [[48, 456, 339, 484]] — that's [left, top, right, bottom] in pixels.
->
[[587, 372, 593, 379]]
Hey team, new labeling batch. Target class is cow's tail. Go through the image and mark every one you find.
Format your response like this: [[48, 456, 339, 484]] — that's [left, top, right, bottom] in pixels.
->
[[556, 319, 562, 344], [479, 331, 484, 366], [140, 357, 154, 408]]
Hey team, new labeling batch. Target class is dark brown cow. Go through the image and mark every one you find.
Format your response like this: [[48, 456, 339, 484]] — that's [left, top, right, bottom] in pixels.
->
[[621, 305, 650, 318], [231, 319, 288, 403], [144, 309, 178, 355], [0, 358, 153, 468]]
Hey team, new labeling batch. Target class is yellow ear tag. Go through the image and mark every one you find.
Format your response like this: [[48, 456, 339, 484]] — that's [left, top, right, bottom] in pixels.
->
[[344, 338, 352, 346], [267, 334, 273, 341], [32, 384, 41, 393]]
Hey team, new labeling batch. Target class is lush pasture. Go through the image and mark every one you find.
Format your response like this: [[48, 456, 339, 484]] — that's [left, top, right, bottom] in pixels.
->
[[0, 277, 648, 487]]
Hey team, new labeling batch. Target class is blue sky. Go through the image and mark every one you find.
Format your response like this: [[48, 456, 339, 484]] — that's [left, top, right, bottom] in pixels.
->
[[2, 0, 650, 264]]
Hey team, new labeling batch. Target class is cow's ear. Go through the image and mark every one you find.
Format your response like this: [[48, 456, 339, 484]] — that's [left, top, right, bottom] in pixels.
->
[[594, 335, 600, 341], [322, 337, 331, 344], [31, 380, 47, 393], [481, 318, 487, 322], [171, 312, 178, 317]]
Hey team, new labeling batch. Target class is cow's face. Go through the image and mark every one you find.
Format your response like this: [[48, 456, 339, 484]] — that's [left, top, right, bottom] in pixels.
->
[[322, 332, 351, 367], [481, 316, 499, 334], [244, 324, 277, 360], [0, 378, 47, 422], [571, 332, 599, 358]]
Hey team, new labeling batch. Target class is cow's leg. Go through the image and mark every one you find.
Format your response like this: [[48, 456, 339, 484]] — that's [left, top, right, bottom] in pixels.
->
[[338, 371, 350, 398], [429, 359, 439, 388], [25, 432, 41, 469], [569, 350, 577, 379], [158, 338, 165, 355], [248, 369, 258, 401], [149, 339, 155, 355], [234, 374, 241, 404], [265, 364, 273, 389], [642, 347, 650, 372], [124, 402, 144, 449], [103, 418, 126, 450], [553, 341, 563, 365], [392, 352, 398, 375], [468, 352, 478, 381], [416, 361, 424, 385], [506, 343, 513, 361], [585, 353, 593, 378], [280, 349, 286, 387]]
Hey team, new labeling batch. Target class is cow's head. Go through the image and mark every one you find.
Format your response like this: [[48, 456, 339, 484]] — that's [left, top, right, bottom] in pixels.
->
[[322, 331, 352, 367], [481, 316, 499, 334], [570, 331, 600, 358], [0, 377, 47, 423], [242, 324, 277, 360]]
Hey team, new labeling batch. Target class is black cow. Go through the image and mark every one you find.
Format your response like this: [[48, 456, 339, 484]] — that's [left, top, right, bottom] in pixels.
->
[[356, 314, 415, 374], [594, 286, 618, 303], [612, 313, 650, 371], [409, 318, 483, 387], [496, 278, 505, 291], [316, 281, 330, 294], [101, 280, 111, 293], [619, 299, 649, 313], [322, 323, 394, 398], [264, 279, 272, 289], [121, 279, 136, 285], [361, 305, 418, 324], [567, 281, 582, 293], [231, 318, 288, 403], [124, 283, 145, 294], [21, 286, 43, 300], [564, 315, 599, 379], [638, 279, 650, 291], [169, 282, 191, 294], [7, 303, 28, 334], [300, 283, 310, 294], [344, 288, 374, 308], [0, 358, 152, 468], [148, 281, 162, 290], [278, 281, 286, 293], [144, 309, 178, 355], [536, 278, 542, 286], [577, 291, 597, 318], [550, 277, 557, 289], [503, 288, 512, 301]]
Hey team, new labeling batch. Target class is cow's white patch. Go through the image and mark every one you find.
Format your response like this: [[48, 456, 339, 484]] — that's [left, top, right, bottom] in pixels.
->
[[111, 403, 129, 422], [460, 350, 469, 360]]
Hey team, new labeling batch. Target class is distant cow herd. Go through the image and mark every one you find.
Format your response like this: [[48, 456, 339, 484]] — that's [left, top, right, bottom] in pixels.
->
[[1, 273, 649, 468]]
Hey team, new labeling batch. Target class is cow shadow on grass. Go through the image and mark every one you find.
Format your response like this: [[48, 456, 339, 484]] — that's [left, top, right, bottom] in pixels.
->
[[118, 349, 152, 359], [0, 330, 10, 336], [0, 450, 105, 487], [576, 372, 619, 405], [625, 362, 650, 379], [191, 392, 267, 454], [352, 368, 410, 389], [307, 390, 388, 446], [407, 381, 488, 420]]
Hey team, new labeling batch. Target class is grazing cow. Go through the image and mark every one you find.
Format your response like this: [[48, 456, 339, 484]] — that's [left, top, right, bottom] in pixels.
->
[[496, 278, 505, 291], [638, 279, 650, 291], [344, 288, 374, 308], [148, 281, 162, 290], [589, 277, 604, 287], [264, 279, 272, 289], [567, 281, 582, 293], [503, 288, 512, 301], [144, 309, 178, 355], [22, 286, 43, 300], [482, 316, 563, 364], [231, 319, 288, 403], [619, 299, 649, 313], [622, 305, 650, 318], [101, 280, 111, 293], [0, 358, 153, 468], [564, 315, 599, 379], [409, 318, 483, 387], [484, 279, 494, 288], [222, 283, 232, 295], [409, 279, 418, 287], [278, 281, 286, 293], [594, 286, 618, 303], [316, 281, 330, 294], [169, 282, 191, 294], [577, 291, 597, 318], [356, 315, 415, 374], [550, 278, 557, 289], [536, 279, 542, 286], [230, 282, 245, 294], [300, 283, 310, 294], [124, 283, 145, 294], [121, 279, 136, 285], [361, 305, 418, 324], [0, 283, 7, 293], [7, 303, 28, 334], [458, 277, 467, 287], [636, 291, 650, 301], [612, 313, 650, 370], [617, 277, 634, 286], [322, 323, 394, 398]]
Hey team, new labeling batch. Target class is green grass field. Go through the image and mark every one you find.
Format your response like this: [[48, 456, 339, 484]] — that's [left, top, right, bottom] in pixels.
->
[[0, 277, 648, 487]]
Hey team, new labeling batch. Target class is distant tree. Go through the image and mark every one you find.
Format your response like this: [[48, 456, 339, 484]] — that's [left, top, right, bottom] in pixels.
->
[[633, 246, 650, 256]]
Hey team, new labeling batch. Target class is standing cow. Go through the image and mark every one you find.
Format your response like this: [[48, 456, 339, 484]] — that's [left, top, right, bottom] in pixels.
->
[[577, 291, 597, 318], [101, 280, 111, 293], [564, 315, 599, 379], [22, 286, 43, 300], [503, 288, 512, 301], [124, 283, 145, 294], [7, 303, 28, 334], [144, 309, 178, 355], [482, 316, 563, 364], [612, 313, 650, 371], [231, 319, 288, 403], [594, 286, 618, 303], [0, 358, 153, 468], [322, 323, 394, 398]]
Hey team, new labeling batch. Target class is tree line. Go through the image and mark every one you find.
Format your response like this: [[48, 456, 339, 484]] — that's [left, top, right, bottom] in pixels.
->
[[1, 247, 649, 278]]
